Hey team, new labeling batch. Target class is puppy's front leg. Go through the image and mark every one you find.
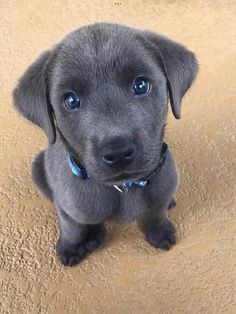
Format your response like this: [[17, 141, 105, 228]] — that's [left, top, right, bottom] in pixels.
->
[[56, 208, 106, 267], [141, 199, 176, 251]]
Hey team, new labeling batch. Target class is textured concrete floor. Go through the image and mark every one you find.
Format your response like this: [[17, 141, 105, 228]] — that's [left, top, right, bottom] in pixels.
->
[[0, 1, 236, 313]]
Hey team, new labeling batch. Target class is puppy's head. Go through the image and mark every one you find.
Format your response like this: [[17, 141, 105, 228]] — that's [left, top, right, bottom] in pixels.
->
[[13, 23, 198, 185]]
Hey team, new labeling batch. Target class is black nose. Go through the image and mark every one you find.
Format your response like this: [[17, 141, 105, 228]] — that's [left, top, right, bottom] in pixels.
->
[[102, 138, 136, 167]]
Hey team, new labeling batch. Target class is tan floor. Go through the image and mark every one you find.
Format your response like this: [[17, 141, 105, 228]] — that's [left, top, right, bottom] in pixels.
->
[[0, 1, 236, 313]]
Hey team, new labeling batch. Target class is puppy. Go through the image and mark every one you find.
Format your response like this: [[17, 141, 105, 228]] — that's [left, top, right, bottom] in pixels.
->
[[13, 23, 198, 267]]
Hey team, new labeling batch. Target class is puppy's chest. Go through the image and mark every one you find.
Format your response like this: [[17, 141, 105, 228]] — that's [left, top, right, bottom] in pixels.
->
[[111, 189, 148, 223], [69, 182, 148, 224]]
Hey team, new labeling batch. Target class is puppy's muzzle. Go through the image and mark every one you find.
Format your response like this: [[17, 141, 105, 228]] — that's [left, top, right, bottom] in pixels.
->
[[101, 137, 136, 168]]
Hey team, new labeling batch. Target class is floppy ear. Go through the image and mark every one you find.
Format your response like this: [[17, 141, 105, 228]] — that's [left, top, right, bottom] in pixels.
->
[[140, 31, 198, 119], [13, 50, 56, 144]]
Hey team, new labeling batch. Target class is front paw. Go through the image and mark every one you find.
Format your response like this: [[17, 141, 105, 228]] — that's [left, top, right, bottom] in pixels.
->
[[144, 218, 176, 250], [56, 238, 87, 267], [85, 224, 106, 252], [56, 223, 106, 267]]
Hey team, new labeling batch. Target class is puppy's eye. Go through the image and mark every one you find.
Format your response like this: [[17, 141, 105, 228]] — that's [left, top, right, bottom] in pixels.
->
[[132, 76, 151, 96], [64, 92, 81, 110]]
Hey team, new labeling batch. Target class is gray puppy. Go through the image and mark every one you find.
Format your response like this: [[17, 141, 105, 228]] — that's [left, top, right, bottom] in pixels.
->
[[13, 23, 198, 267]]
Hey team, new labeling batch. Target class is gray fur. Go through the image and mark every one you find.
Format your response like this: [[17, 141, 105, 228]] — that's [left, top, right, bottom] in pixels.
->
[[13, 23, 198, 266]]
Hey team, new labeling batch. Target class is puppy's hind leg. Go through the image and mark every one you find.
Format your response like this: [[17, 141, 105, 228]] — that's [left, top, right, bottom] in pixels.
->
[[32, 150, 53, 202]]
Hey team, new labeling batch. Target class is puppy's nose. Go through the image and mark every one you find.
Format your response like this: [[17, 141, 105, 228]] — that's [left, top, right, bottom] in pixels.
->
[[102, 138, 136, 167]]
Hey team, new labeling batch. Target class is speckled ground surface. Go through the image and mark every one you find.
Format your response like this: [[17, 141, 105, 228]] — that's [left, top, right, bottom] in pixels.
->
[[0, 1, 236, 313]]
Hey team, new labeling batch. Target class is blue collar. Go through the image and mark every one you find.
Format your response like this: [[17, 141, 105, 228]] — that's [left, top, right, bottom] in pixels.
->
[[67, 154, 89, 180], [67, 142, 168, 193]]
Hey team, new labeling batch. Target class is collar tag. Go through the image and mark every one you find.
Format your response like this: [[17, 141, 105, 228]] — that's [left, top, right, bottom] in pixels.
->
[[114, 179, 148, 193], [114, 184, 128, 193]]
